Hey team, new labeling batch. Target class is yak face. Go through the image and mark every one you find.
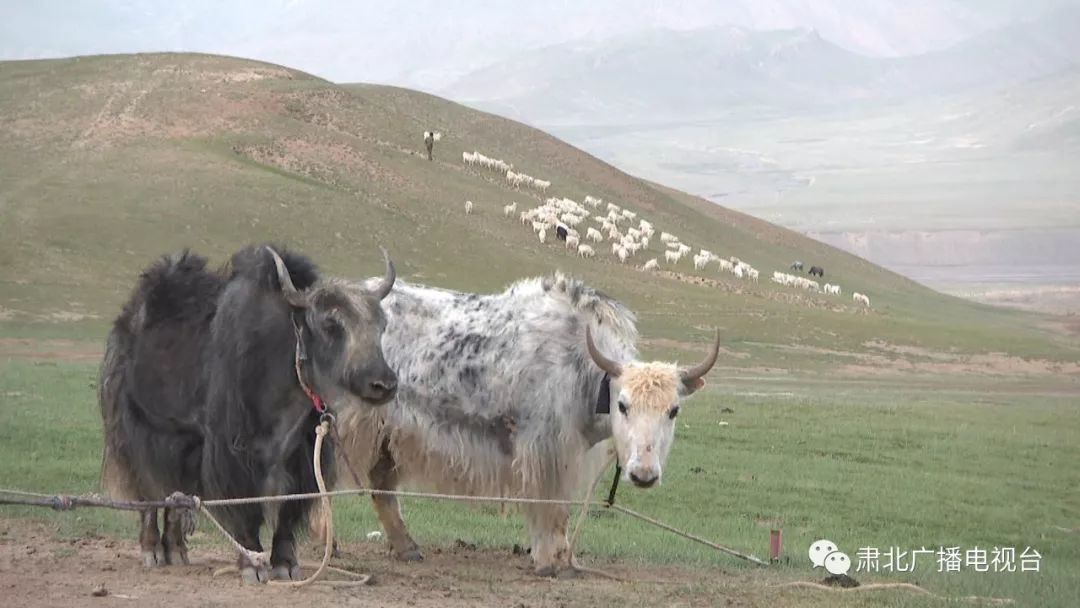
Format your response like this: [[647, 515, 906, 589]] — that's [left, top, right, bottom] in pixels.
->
[[268, 247, 398, 407], [586, 327, 720, 488]]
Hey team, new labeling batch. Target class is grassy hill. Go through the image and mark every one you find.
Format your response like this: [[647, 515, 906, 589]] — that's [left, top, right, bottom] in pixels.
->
[[0, 52, 1075, 368]]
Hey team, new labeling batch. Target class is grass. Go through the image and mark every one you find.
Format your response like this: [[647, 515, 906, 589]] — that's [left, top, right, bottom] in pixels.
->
[[1, 352, 1077, 607]]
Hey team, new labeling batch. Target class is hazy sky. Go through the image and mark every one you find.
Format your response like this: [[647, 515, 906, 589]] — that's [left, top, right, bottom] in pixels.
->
[[1, 0, 1074, 89]]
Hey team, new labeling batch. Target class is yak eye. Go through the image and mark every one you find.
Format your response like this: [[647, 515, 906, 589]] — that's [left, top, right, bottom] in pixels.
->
[[617, 400, 628, 415], [321, 318, 342, 335], [668, 405, 680, 419]]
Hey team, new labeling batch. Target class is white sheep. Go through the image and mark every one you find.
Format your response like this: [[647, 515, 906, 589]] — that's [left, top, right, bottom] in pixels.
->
[[664, 250, 681, 264], [854, 292, 870, 306], [465, 200, 474, 214], [504, 202, 518, 217], [566, 235, 580, 250], [586, 227, 603, 242], [578, 244, 595, 258], [642, 258, 658, 271], [617, 247, 629, 264], [538, 228, 547, 244], [693, 254, 708, 270]]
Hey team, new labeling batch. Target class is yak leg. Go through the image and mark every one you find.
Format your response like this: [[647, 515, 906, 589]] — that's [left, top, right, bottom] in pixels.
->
[[524, 503, 572, 577], [222, 505, 268, 584], [369, 443, 422, 561], [138, 508, 164, 568], [270, 497, 312, 580], [161, 507, 190, 565]]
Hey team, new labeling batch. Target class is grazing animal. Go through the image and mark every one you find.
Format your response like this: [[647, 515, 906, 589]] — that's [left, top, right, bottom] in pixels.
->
[[504, 202, 518, 217], [791, 261, 804, 272], [853, 292, 870, 306], [808, 266, 824, 277], [566, 235, 580, 250], [556, 225, 569, 241], [577, 244, 595, 258], [586, 227, 603, 243], [642, 258, 658, 271], [664, 250, 681, 264], [465, 200, 474, 215], [331, 273, 722, 575], [98, 245, 398, 583], [539, 228, 547, 244]]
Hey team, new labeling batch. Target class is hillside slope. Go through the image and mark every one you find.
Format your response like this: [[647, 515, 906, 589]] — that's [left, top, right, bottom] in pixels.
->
[[0, 53, 1073, 367]]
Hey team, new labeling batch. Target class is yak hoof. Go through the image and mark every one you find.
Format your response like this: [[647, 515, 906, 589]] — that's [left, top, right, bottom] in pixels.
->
[[163, 547, 189, 566], [395, 548, 424, 562], [240, 565, 269, 584], [271, 564, 303, 581], [141, 546, 164, 568], [533, 565, 558, 578]]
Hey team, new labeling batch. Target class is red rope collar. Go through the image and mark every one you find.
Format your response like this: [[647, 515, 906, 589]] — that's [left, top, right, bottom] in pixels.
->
[[292, 315, 327, 413]]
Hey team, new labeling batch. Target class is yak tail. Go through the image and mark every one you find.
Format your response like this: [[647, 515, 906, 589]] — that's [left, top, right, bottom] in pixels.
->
[[96, 330, 138, 500]]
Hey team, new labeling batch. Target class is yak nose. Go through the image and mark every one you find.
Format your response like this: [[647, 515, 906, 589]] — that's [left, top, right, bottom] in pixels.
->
[[351, 366, 398, 405], [629, 469, 659, 488], [363, 376, 397, 405]]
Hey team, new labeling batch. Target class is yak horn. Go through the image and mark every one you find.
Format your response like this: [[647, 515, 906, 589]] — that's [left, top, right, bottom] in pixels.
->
[[585, 326, 622, 378], [266, 246, 308, 308], [680, 329, 721, 384], [374, 247, 396, 301]]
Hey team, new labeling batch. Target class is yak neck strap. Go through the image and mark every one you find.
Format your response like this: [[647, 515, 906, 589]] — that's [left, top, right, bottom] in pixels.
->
[[291, 312, 327, 414]]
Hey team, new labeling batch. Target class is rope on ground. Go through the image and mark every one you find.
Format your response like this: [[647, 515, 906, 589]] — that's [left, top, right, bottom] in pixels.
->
[[772, 581, 1015, 604], [610, 504, 770, 567], [565, 451, 624, 581]]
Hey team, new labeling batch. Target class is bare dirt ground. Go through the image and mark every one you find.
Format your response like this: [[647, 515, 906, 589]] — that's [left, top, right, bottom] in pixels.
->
[[0, 518, 773, 608]]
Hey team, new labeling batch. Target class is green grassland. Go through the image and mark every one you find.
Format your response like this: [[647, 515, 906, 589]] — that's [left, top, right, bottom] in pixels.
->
[[1, 53, 1079, 606], [1, 356, 1077, 606]]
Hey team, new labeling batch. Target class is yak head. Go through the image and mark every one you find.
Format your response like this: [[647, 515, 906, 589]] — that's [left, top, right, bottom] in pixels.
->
[[585, 327, 720, 488], [266, 246, 398, 406]]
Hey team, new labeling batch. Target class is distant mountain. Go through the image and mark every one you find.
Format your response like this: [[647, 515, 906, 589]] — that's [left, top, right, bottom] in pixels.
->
[[442, 6, 1080, 125]]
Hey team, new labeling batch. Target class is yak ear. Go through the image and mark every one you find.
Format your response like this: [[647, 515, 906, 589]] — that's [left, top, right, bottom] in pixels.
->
[[679, 376, 706, 396]]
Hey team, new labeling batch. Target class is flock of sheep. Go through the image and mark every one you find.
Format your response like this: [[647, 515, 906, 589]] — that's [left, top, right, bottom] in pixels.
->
[[447, 139, 872, 308]]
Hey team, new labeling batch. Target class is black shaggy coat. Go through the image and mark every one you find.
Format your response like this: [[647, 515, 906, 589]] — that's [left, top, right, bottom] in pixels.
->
[[98, 245, 333, 571]]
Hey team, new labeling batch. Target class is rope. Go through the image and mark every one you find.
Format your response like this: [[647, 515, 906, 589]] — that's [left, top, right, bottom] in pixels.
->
[[566, 451, 624, 581], [206, 420, 369, 587], [275, 420, 369, 587], [609, 504, 770, 567]]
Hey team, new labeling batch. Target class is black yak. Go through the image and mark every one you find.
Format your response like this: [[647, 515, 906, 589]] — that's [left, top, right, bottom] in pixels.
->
[[98, 244, 397, 583], [808, 265, 825, 277]]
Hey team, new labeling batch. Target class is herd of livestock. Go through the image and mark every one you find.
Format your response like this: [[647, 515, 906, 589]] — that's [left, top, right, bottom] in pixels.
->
[[457, 146, 871, 306]]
